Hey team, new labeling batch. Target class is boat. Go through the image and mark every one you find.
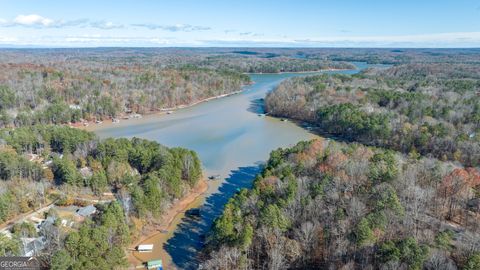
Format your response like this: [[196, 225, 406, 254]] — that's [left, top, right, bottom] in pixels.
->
[[208, 174, 221, 180], [185, 208, 201, 217], [129, 113, 142, 119]]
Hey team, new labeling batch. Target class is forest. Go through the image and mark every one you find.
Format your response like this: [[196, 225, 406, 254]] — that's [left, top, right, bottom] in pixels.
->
[[202, 139, 480, 269], [265, 63, 480, 167], [0, 125, 202, 268], [0, 48, 357, 128], [2, 47, 478, 128], [0, 62, 250, 127], [2, 48, 480, 269]]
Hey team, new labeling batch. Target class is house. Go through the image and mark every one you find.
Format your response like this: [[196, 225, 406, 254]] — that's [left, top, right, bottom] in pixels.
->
[[26, 154, 44, 164], [468, 198, 480, 213], [42, 160, 53, 169], [38, 216, 56, 231], [21, 237, 45, 257], [79, 167, 93, 179], [0, 229, 13, 238], [76, 205, 97, 218]]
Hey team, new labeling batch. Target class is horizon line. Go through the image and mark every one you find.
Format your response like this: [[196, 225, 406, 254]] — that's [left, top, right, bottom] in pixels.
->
[[1, 46, 480, 49]]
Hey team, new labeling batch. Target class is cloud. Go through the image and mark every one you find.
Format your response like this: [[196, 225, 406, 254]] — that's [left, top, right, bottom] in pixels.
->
[[296, 32, 480, 45], [239, 31, 263, 37], [13, 14, 55, 27], [0, 34, 202, 47], [200, 32, 480, 48], [0, 14, 208, 32], [224, 29, 237, 34], [0, 14, 123, 29], [58, 18, 89, 27], [89, 21, 124, 29], [131, 23, 210, 32], [0, 36, 18, 43], [3, 32, 480, 48]]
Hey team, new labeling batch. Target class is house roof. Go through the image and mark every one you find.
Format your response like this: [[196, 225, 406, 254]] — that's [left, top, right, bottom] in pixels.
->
[[22, 237, 45, 256], [79, 167, 93, 178], [76, 205, 97, 217]]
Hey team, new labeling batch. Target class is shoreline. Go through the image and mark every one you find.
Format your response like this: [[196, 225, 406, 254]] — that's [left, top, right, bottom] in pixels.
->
[[127, 178, 209, 269], [245, 67, 355, 75], [79, 89, 245, 132], [77, 67, 354, 132]]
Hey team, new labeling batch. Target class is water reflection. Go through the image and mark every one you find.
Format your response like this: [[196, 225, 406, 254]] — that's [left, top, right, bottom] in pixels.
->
[[247, 98, 266, 114], [165, 165, 263, 269]]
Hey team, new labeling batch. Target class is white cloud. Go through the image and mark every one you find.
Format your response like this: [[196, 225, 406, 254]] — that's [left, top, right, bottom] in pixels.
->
[[0, 14, 208, 32], [0, 36, 18, 43], [200, 32, 480, 48], [13, 14, 55, 27], [131, 23, 210, 32], [0, 14, 123, 29], [89, 21, 124, 29], [1, 17, 479, 48]]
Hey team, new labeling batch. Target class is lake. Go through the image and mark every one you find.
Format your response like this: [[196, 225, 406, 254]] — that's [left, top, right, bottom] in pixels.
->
[[91, 62, 375, 269]]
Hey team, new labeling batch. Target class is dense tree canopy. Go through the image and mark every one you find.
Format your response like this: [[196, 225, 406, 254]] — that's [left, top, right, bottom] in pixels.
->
[[266, 64, 480, 167], [203, 139, 480, 269], [0, 125, 203, 267]]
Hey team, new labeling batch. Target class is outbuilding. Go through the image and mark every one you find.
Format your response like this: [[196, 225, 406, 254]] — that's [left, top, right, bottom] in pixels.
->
[[137, 244, 154, 252], [147, 259, 162, 270]]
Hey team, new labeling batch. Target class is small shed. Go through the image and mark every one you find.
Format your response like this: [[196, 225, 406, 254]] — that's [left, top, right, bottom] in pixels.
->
[[137, 244, 154, 252], [147, 259, 162, 270]]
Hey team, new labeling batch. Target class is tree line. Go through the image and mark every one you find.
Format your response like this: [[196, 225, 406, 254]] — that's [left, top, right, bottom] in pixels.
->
[[265, 63, 480, 167]]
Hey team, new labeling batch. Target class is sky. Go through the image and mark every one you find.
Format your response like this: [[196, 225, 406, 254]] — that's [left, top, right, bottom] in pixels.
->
[[0, 0, 479, 48]]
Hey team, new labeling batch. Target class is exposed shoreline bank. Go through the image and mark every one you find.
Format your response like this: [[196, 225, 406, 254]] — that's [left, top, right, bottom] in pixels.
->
[[79, 90, 245, 132], [127, 178, 208, 269], [78, 67, 355, 132]]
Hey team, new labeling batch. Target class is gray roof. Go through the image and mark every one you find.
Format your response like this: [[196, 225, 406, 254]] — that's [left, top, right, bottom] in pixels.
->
[[76, 205, 97, 217], [22, 237, 45, 256]]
